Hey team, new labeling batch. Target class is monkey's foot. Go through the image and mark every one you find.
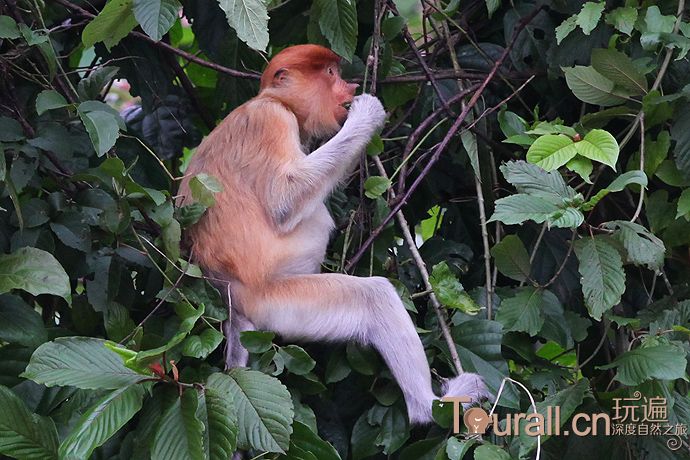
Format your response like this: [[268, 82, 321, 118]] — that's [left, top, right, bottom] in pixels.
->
[[442, 373, 492, 409]]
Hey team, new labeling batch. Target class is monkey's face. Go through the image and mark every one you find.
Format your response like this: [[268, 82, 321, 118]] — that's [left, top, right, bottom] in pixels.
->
[[326, 65, 359, 125]]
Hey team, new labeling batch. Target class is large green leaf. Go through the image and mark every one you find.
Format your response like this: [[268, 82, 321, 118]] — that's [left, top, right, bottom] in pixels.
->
[[488, 194, 560, 225], [490, 235, 531, 282], [599, 344, 687, 386], [78, 105, 121, 157], [451, 320, 519, 409], [495, 287, 545, 336], [0, 247, 71, 303], [576, 1, 605, 35], [0, 294, 47, 347], [217, 0, 269, 51], [182, 327, 224, 359], [199, 386, 238, 460], [605, 6, 638, 35], [474, 444, 511, 460], [35, 90, 68, 115], [207, 370, 293, 453], [82, 0, 138, 50], [500, 160, 575, 199], [518, 379, 589, 456], [563, 66, 627, 106], [152, 389, 205, 460], [21, 337, 144, 389], [429, 262, 480, 314], [603, 220, 665, 272], [0, 385, 58, 460], [591, 48, 648, 94], [280, 421, 341, 460], [526, 134, 578, 171], [582, 170, 647, 210], [59, 385, 145, 459], [573, 129, 619, 169], [574, 237, 626, 320], [0, 15, 20, 39], [132, 0, 180, 41], [314, 0, 358, 60]]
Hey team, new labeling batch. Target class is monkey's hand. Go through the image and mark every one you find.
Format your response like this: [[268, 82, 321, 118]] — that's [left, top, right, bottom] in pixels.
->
[[345, 94, 386, 133]]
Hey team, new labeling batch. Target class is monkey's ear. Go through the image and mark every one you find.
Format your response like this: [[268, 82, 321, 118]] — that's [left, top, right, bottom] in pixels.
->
[[272, 68, 289, 87]]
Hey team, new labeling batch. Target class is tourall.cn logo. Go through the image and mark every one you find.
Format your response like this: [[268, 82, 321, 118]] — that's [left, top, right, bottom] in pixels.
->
[[464, 407, 492, 434]]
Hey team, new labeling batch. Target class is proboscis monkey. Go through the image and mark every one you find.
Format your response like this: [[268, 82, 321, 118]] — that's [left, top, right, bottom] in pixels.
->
[[177, 44, 489, 424]]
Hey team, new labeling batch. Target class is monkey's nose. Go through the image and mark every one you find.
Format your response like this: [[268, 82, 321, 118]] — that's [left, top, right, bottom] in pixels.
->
[[347, 83, 359, 94]]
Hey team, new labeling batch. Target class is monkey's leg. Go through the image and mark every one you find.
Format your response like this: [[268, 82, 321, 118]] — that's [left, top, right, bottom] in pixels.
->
[[223, 311, 255, 369], [243, 274, 487, 423]]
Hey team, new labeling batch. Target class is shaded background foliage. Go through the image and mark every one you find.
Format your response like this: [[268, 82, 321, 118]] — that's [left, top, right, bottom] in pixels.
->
[[1, 0, 690, 459]]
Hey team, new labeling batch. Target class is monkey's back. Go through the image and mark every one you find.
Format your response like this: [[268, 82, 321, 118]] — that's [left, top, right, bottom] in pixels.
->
[[177, 97, 328, 290]]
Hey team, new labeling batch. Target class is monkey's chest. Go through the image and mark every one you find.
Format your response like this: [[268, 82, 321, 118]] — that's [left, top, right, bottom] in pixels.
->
[[277, 204, 334, 275]]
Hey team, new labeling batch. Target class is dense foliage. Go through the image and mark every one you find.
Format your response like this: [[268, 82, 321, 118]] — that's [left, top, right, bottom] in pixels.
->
[[1, 0, 690, 458]]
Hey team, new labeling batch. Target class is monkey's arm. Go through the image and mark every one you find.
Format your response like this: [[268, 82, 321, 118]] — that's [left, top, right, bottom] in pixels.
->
[[270, 94, 386, 230]]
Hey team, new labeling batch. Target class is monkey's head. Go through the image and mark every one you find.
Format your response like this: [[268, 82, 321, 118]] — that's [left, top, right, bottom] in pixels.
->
[[260, 44, 359, 139]]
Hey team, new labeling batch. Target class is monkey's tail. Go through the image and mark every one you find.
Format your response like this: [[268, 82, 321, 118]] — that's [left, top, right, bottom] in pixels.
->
[[441, 372, 492, 409]]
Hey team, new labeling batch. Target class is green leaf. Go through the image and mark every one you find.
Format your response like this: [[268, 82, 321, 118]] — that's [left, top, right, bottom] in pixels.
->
[[429, 262, 480, 314], [133, 302, 204, 365], [500, 160, 575, 199], [555, 15, 577, 45], [566, 155, 593, 182], [0, 116, 24, 141], [574, 237, 626, 320], [152, 389, 205, 460], [21, 337, 144, 389], [526, 134, 578, 170], [591, 48, 648, 94], [35, 90, 68, 115], [518, 379, 589, 456], [0, 15, 20, 39], [240, 330, 275, 353], [495, 287, 545, 336], [208, 370, 293, 453], [77, 66, 120, 100], [381, 16, 405, 39], [59, 385, 145, 459], [182, 327, 224, 359], [314, 0, 358, 60], [217, 0, 269, 51], [599, 344, 687, 386], [603, 220, 665, 272], [563, 66, 627, 106], [490, 235, 531, 282], [605, 6, 638, 35], [678, 188, 690, 219], [202, 386, 238, 460], [582, 170, 647, 210], [0, 294, 47, 347], [446, 438, 476, 460], [576, 1, 605, 35], [484, 0, 499, 18], [0, 247, 71, 303], [132, 0, 180, 41], [282, 421, 341, 460], [488, 194, 560, 226], [278, 345, 316, 375], [82, 0, 138, 50], [574, 129, 619, 169], [78, 106, 121, 156], [461, 130, 480, 177], [452, 320, 518, 408], [364, 176, 391, 199], [0, 385, 58, 460], [189, 173, 223, 207], [474, 443, 511, 460]]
